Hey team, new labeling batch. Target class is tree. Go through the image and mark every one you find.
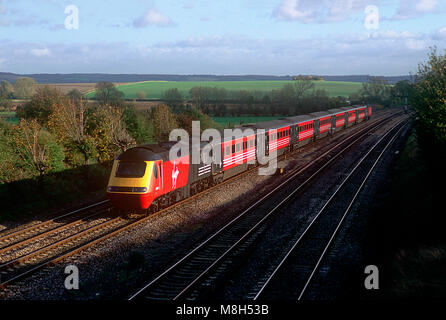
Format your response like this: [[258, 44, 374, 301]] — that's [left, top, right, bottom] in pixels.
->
[[12, 119, 64, 177], [91, 106, 135, 160], [94, 82, 124, 106], [16, 86, 68, 125], [67, 89, 83, 103], [293, 79, 315, 112], [47, 98, 94, 165], [151, 104, 178, 141], [162, 88, 183, 107], [13, 77, 37, 99], [391, 80, 413, 106], [189, 87, 206, 110], [136, 91, 146, 100], [360, 77, 391, 106], [0, 80, 14, 99], [122, 108, 154, 144], [411, 47, 446, 146]]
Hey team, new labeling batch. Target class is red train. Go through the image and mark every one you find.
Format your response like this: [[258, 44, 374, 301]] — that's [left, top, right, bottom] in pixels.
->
[[107, 105, 372, 211]]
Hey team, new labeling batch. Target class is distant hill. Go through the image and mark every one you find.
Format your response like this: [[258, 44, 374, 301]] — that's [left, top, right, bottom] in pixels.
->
[[0, 72, 412, 84]]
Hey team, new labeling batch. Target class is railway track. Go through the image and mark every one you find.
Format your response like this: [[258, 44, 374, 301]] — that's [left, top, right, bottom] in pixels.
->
[[0, 200, 111, 247], [0, 110, 400, 291], [253, 118, 409, 301], [128, 112, 407, 300]]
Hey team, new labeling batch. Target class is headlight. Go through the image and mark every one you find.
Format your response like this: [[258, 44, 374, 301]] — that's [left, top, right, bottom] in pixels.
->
[[132, 187, 147, 193], [107, 186, 147, 193]]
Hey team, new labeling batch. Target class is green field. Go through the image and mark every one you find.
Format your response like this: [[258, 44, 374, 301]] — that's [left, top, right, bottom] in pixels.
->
[[0, 111, 19, 124], [213, 116, 283, 127], [86, 80, 362, 100]]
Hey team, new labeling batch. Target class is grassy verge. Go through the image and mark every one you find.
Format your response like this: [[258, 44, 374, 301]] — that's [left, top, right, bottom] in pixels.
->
[[0, 162, 111, 223], [369, 132, 446, 299]]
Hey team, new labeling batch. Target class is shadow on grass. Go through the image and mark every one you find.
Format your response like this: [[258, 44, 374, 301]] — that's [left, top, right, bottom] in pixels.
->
[[0, 161, 112, 222]]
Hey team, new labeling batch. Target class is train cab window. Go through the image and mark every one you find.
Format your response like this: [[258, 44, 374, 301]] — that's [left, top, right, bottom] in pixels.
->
[[153, 164, 158, 179], [116, 161, 147, 178]]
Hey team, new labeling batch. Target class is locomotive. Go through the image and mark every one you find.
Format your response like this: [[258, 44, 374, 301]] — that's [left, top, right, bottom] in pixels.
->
[[107, 105, 372, 211]]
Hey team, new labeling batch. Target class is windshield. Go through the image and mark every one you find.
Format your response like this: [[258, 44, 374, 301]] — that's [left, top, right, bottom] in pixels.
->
[[116, 161, 147, 178]]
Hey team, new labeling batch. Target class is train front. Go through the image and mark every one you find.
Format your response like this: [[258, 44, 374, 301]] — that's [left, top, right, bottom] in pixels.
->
[[106, 147, 161, 211]]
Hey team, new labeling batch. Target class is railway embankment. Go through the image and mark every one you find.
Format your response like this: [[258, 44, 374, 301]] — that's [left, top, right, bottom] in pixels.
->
[[363, 131, 446, 299]]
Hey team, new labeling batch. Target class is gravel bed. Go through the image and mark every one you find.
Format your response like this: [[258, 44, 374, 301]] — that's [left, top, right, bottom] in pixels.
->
[[0, 110, 395, 300]]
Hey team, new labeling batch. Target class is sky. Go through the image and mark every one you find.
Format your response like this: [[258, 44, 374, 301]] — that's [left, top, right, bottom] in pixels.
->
[[0, 0, 446, 76]]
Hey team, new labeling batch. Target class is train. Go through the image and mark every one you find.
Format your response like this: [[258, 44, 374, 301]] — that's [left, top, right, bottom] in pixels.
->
[[107, 105, 372, 211]]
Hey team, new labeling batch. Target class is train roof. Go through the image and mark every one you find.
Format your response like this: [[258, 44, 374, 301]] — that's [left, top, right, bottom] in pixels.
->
[[282, 115, 314, 124], [340, 106, 358, 112], [327, 108, 346, 115], [249, 119, 290, 130], [308, 111, 331, 118], [117, 145, 165, 161]]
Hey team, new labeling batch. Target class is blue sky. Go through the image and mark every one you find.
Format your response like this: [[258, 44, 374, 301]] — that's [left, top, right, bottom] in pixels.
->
[[1, 0, 446, 75]]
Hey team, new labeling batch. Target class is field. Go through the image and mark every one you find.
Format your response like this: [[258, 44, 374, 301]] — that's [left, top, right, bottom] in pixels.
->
[[85, 80, 363, 100], [41, 83, 129, 95], [0, 111, 19, 124], [212, 116, 283, 127]]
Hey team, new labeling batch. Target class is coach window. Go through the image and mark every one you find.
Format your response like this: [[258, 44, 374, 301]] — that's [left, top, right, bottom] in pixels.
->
[[226, 146, 230, 155], [236, 144, 240, 152], [232, 145, 235, 153]]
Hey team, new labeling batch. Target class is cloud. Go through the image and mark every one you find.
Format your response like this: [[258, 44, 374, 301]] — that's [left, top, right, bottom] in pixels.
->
[[133, 8, 174, 27], [392, 0, 439, 20], [416, 0, 437, 12], [273, 0, 377, 23], [0, 28, 443, 76], [182, 3, 194, 9], [30, 47, 51, 57], [432, 26, 446, 40], [405, 39, 426, 50], [273, 0, 315, 22]]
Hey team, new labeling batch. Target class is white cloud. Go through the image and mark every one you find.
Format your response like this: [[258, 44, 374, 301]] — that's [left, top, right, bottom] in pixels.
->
[[273, 0, 315, 22], [273, 0, 378, 23], [405, 39, 426, 50], [133, 9, 174, 27], [30, 47, 50, 57], [393, 0, 439, 20], [371, 30, 415, 39], [416, 0, 438, 12]]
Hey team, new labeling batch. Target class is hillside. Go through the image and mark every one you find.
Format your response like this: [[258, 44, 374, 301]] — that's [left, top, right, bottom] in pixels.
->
[[0, 72, 411, 85]]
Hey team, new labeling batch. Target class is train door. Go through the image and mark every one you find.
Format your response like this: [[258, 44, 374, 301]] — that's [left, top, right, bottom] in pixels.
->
[[265, 131, 270, 156], [211, 144, 222, 174], [152, 161, 162, 194]]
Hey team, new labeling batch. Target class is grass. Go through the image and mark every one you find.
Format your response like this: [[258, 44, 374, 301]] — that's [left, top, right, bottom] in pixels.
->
[[0, 111, 19, 124], [371, 132, 446, 299], [85, 80, 363, 100], [212, 116, 283, 127]]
